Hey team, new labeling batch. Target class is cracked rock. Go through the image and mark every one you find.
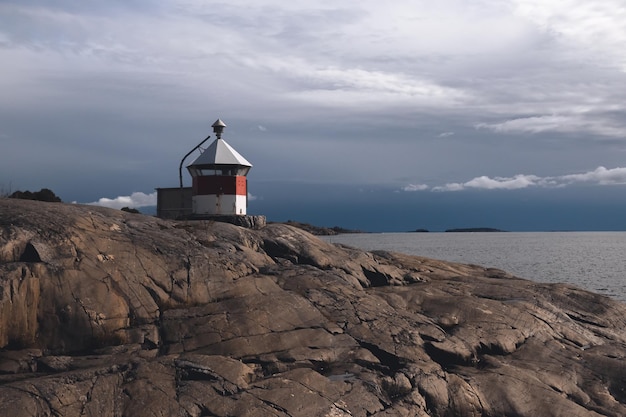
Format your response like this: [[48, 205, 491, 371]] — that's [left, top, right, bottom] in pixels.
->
[[2, 199, 626, 417]]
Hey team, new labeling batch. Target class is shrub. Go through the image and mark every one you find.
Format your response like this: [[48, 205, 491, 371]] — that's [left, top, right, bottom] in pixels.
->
[[121, 207, 140, 214], [9, 188, 62, 202]]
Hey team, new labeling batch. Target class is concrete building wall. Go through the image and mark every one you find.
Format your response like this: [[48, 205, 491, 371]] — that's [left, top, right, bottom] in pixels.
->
[[156, 187, 192, 219]]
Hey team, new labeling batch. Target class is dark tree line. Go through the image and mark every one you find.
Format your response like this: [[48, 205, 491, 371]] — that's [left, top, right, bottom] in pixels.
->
[[8, 188, 62, 202]]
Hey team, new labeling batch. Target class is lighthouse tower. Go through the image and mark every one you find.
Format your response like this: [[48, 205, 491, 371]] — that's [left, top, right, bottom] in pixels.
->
[[186, 119, 252, 216]]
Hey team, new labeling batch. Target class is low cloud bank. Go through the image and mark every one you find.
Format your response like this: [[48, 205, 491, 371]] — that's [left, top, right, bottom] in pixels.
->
[[84, 167, 626, 208], [87, 192, 157, 209], [87, 191, 259, 210], [402, 184, 429, 192], [404, 166, 626, 192]]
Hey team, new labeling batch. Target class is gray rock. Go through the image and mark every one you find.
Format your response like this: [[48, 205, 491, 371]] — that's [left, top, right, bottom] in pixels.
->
[[1, 198, 626, 416]]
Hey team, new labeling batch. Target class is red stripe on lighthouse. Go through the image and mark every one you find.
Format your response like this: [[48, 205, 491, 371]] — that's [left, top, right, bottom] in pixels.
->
[[236, 176, 247, 196], [193, 176, 247, 196]]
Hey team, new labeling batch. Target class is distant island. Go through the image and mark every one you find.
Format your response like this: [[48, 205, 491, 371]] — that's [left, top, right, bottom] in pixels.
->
[[280, 223, 508, 234], [445, 227, 507, 232]]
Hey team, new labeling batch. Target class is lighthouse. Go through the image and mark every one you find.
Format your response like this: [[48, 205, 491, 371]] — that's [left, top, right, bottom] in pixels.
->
[[186, 119, 252, 216]]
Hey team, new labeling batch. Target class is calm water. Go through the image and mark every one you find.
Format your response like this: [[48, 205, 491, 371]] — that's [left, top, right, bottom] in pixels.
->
[[322, 232, 626, 303]]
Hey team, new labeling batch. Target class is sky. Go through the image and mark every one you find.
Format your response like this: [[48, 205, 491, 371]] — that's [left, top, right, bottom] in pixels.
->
[[1, 0, 626, 232]]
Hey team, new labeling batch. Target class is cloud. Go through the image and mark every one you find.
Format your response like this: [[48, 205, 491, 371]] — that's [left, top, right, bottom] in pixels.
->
[[2, 0, 626, 208], [512, 0, 626, 68], [402, 184, 429, 192], [432, 174, 545, 192], [87, 191, 261, 209], [475, 113, 626, 138], [476, 115, 570, 134], [431, 183, 465, 192], [87, 191, 157, 209], [412, 167, 626, 192], [278, 64, 469, 111], [464, 174, 544, 190], [559, 166, 626, 185]]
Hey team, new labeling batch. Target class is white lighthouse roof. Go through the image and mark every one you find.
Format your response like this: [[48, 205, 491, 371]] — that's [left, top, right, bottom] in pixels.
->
[[187, 138, 252, 168]]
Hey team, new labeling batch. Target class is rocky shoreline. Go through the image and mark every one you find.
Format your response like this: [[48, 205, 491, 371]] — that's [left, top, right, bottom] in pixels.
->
[[1, 198, 626, 416], [275, 220, 366, 235]]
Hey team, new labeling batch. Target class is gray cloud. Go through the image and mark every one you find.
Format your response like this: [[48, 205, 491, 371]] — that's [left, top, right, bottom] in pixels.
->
[[2, 0, 626, 209], [475, 113, 626, 138]]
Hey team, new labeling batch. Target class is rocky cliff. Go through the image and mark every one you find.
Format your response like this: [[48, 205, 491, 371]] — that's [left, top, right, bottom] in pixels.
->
[[1, 198, 626, 417]]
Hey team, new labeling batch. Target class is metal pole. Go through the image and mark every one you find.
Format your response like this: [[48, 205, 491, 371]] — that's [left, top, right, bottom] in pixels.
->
[[179, 135, 211, 218], [179, 134, 211, 188]]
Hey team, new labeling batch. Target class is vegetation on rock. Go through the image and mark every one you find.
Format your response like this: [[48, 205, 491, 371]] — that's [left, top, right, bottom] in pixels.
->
[[121, 206, 141, 214], [8, 188, 62, 202]]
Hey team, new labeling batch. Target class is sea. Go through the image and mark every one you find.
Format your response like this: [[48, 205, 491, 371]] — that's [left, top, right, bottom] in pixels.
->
[[321, 232, 626, 303]]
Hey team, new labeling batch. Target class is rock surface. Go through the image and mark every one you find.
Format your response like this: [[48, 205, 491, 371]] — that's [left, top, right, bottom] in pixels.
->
[[1, 198, 626, 417]]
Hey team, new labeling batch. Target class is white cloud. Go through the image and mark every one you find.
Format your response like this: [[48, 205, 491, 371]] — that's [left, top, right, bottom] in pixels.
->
[[559, 166, 626, 185], [512, 0, 626, 68], [87, 191, 157, 209], [432, 174, 542, 192], [86, 191, 261, 210], [425, 167, 626, 192], [438, 132, 454, 138], [465, 174, 542, 190], [432, 183, 465, 192], [402, 184, 429, 192]]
